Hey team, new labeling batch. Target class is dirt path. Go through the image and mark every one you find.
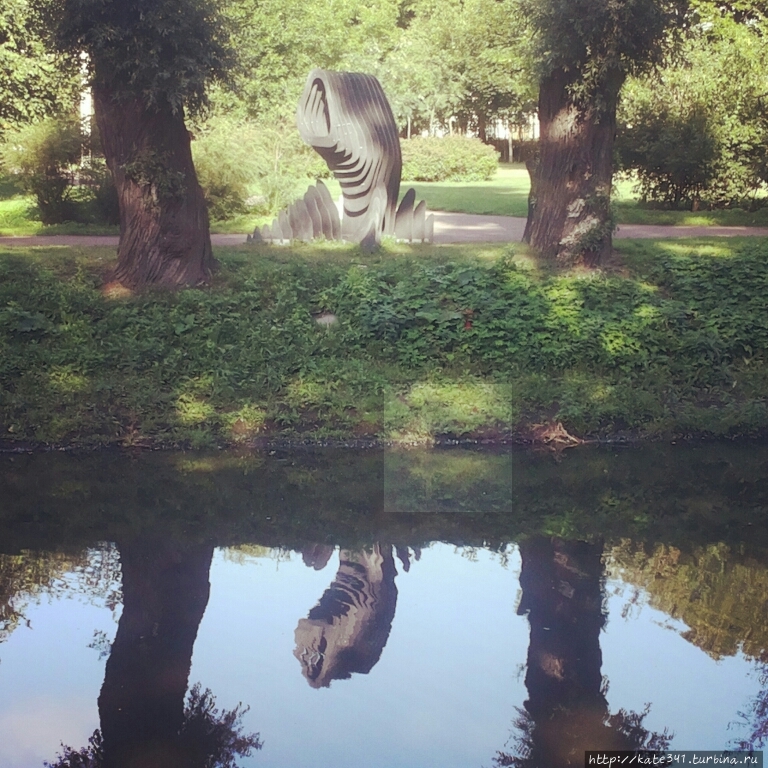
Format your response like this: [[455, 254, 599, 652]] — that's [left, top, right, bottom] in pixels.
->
[[2, 213, 768, 248]]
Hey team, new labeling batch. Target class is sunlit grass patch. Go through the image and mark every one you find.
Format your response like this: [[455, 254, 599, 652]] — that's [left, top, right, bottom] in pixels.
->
[[0, 197, 33, 235], [385, 377, 518, 442], [654, 240, 739, 258], [47, 367, 89, 394], [222, 404, 267, 441], [175, 393, 217, 426], [404, 165, 531, 217]]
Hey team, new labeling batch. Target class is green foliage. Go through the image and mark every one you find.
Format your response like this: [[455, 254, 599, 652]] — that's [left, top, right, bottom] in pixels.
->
[[206, 0, 532, 137], [0, 117, 82, 224], [192, 114, 328, 220], [617, 12, 768, 209], [0, 0, 79, 133], [401, 136, 498, 182], [46, 0, 234, 114], [617, 95, 716, 208], [122, 149, 187, 205], [84, 159, 119, 225], [608, 540, 768, 661], [1, 120, 119, 226], [373, 0, 534, 134], [3, 239, 768, 446], [222, 0, 404, 122], [192, 118, 262, 220], [307, 239, 768, 436], [518, 0, 686, 110]]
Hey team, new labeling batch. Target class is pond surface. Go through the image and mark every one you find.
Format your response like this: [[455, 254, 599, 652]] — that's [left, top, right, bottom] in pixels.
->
[[1, 444, 767, 767]]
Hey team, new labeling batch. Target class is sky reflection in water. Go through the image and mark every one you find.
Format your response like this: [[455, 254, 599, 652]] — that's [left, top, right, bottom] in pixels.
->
[[0, 445, 767, 767]]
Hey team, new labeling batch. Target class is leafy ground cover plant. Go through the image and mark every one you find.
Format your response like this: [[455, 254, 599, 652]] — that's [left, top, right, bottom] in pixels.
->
[[1, 238, 768, 447]]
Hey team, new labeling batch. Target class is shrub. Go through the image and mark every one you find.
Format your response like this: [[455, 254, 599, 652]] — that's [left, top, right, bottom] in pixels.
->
[[400, 136, 498, 182], [0, 117, 82, 224], [192, 117, 263, 220], [616, 21, 768, 211], [192, 116, 329, 220], [81, 159, 120, 225], [617, 103, 717, 210]]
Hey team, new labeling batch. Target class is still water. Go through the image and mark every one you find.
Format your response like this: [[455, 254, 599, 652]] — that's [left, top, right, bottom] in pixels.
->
[[1, 444, 767, 767]]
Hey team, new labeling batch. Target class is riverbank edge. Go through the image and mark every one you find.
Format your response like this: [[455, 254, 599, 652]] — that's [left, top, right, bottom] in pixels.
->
[[1, 420, 764, 453]]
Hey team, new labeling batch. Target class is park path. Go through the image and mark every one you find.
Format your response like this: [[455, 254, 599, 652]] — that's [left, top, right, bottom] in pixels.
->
[[2, 212, 768, 248]]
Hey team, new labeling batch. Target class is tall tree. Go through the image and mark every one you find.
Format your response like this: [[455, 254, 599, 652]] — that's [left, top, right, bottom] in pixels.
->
[[41, 0, 234, 289], [520, 0, 686, 266]]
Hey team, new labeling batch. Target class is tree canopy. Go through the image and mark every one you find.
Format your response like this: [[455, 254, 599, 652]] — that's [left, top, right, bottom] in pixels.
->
[[0, 0, 78, 133], [44, 0, 235, 115]]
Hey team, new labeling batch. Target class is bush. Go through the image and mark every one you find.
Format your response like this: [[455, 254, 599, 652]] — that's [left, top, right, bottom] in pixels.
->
[[400, 136, 498, 182], [192, 118, 263, 220], [616, 21, 768, 211], [192, 116, 329, 220], [617, 104, 718, 209], [0, 117, 82, 224], [81, 159, 120, 225]]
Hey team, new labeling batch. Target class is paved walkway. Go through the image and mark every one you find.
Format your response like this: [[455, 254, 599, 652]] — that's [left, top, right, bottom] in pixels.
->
[[2, 212, 768, 248]]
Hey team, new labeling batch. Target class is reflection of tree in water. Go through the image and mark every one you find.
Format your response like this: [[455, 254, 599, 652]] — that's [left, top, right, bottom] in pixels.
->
[[0, 545, 121, 644], [46, 685, 259, 768], [294, 543, 410, 688], [607, 540, 768, 661], [44, 537, 261, 768], [495, 537, 671, 768], [730, 653, 768, 752]]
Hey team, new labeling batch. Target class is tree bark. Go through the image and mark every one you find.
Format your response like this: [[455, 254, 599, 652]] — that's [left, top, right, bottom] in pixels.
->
[[524, 68, 624, 267], [94, 84, 216, 290], [477, 113, 487, 143]]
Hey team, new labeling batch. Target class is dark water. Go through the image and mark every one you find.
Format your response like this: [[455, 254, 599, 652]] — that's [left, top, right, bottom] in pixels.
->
[[1, 444, 768, 767]]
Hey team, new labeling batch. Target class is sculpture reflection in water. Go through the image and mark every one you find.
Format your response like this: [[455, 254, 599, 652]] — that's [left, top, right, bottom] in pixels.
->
[[294, 543, 416, 688], [495, 537, 672, 768], [45, 537, 261, 768]]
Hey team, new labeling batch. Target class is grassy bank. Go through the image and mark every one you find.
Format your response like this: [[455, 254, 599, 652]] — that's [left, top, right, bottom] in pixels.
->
[[2, 238, 768, 448]]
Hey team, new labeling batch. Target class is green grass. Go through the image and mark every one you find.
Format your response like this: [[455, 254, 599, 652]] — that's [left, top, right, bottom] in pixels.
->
[[612, 176, 768, 227], [0, 196, 119, 237], [407, 166, 768, 226], [2, 237, 768, 449], [5, 165, 768, 236], [402, 164, 531, 217]]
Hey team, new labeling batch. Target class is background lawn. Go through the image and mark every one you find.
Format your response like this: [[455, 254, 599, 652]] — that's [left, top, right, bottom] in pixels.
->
[[4, 164, 768, 237]]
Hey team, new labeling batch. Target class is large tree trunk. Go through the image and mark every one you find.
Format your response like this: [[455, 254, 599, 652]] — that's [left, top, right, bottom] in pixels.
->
[[94, 84, 216, 290], [524, 68, 623, 267]]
